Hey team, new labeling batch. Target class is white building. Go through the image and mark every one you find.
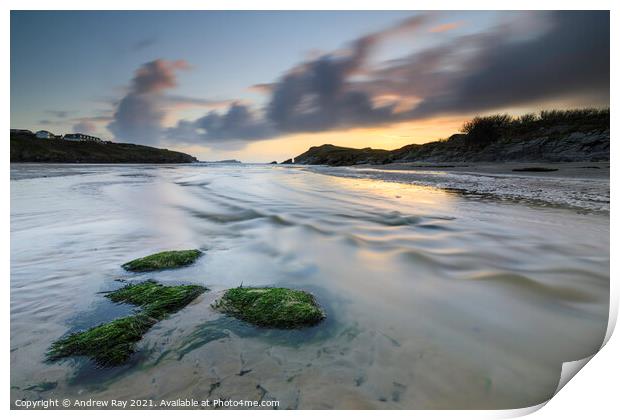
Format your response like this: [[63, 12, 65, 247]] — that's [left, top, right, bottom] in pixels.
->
[[63, 133, 103, 143], [35, 130, 54, 139]]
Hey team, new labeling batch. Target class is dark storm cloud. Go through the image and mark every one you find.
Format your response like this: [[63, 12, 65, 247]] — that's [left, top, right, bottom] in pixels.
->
[[107, 59, 189, 144], [264, 10, 609, 131], [168, 11, 608, 148], [263, 14, 431, 132], [407, 11, 610, 118], [163, 11, 609, 149]]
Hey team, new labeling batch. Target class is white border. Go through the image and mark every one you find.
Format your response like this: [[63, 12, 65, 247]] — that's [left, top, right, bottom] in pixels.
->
[[3, 1, 616, 419]]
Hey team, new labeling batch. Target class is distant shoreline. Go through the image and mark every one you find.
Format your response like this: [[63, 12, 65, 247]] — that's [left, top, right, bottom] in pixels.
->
[[10, 134, 197, 164]]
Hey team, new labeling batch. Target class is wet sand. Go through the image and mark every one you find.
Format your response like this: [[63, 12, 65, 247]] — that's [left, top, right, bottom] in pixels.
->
[[364, 161, 610, 180]]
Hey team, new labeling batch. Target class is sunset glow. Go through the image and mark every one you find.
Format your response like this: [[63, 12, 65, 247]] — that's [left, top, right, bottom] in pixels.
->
[[11, 11, 609, 162]]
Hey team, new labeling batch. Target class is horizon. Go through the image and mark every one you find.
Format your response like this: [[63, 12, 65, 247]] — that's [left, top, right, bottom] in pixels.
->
[[11, 105, 611, 162], [11, 11, 610, 162]]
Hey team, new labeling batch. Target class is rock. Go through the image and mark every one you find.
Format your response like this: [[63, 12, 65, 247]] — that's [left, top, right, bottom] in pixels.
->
[[295, 144, 392, 166], [292, 110, 609, 165], [512, 167, 559, 172], [213, 287, 325, 328], [293, 129, 609, 165], [122, 249, 202, 272], [270, 161, 278, 164], [47, 280, 207, 366], [280, 158, 294, 164]]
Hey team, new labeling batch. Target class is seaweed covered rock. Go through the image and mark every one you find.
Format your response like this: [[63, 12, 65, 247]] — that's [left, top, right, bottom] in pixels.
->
[[47, 281, 207, 366], [122, 249, 202, 272], [214, 287, 325, 329], [47, 315, 157, 367], [107, 280, 207, 319]]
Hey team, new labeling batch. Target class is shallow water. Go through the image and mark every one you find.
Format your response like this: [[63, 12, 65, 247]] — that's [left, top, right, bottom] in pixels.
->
[[10, 163, 609, 409]]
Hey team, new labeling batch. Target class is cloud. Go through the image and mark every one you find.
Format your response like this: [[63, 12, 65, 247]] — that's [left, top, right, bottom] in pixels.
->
[[78, 115, 113, 123], [262, 15, 430, 133], [428, 22, 463, 33], [147, 12, 611, 149], [37, 119, 58, 126], [162, 94, 233, 109], [166, 102, 277, 150], [107, 59, 189, 144], [166, 14, 430, 147], [407, 11, 610, 118], [132, 37, 158, 52], [248, 83, 274, 94], [72, 120, 97, 134], [46, 110, 74, 118], [37, 112, 111, 133], [267, 11, 609, 133], [260, 10, 608, 135]]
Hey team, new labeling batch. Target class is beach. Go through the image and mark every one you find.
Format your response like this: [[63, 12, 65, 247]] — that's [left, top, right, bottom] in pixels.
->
[[366, 161, 609, 179], [310, 162, 610, 213], [10, 162, 609, 409]]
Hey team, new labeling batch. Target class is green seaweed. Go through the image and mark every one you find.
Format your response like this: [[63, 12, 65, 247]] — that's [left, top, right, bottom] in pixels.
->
[[106, 280, 207, 319], [214, 287, 325, 329], [47, 281, 207, 367], [121, 249, 202, 272], [47, 315, 156, 367]]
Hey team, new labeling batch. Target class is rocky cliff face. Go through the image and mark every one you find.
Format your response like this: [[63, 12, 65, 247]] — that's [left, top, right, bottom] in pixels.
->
[[293, 128, 609, 166]]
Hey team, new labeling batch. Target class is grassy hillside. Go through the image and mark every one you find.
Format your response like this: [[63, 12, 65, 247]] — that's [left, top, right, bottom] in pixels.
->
[[10, 133, 197, 163], [294, 109, 610, 165]]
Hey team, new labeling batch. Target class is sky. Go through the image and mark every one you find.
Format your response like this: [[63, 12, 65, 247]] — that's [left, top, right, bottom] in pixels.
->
[[11, 11, 609, 162]]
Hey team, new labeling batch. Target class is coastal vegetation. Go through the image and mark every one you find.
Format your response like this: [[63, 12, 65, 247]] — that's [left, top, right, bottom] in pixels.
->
[[213, 287, 325, 328], [47, 281, 207, 366], [10, 132, 197, 163], [291, 108, 610, 165], [122, 249, 203, 272], [461, 108, 610, 147]]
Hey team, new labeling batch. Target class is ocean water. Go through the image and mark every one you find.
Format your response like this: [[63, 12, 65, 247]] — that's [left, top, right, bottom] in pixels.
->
[[10, 163, 609, 409]]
